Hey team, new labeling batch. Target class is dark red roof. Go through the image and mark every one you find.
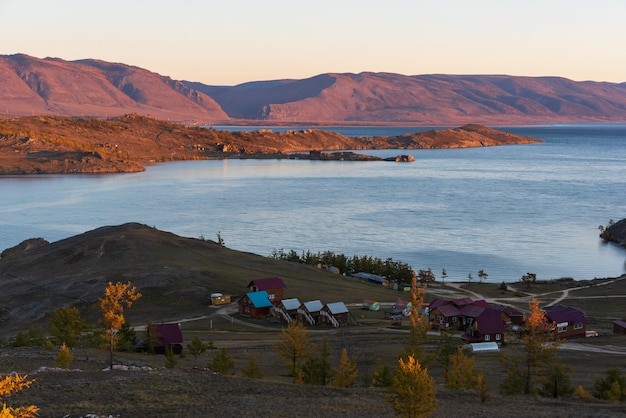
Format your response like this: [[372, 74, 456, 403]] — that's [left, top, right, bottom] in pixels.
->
[[472, 299, 491, 308], [247, 277, 286, 290], [154, 323, 183, 346], [475, 309, 505, 334], [543, 305, 588, 324], [428, 298, 447, 309], [437, 303, 461, 317], [490, 303, 525, 317], [452, 297, 474, 307], [460, 304, 486, 318]]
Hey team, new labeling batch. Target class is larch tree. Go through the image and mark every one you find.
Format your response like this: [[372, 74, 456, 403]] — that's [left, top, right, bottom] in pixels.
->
[[47, 306, 87, 347], [0, 373, 38, 418], [273, 320, 315, 383], [187, 336, 213, 368], [445, 347, 478, 390], [477, 269, 488, 284], [387, 355, 438, 418], [302, 337, 332, 385], [332, 347, 358, 388], [404, 274, 430, 363], [500, 298, 562, 395], [98, 281, 142, 369]]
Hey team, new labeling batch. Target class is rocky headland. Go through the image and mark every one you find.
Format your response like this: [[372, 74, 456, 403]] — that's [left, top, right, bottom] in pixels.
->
[[0, 115, 542, 174], [600, 218, 626, 248]]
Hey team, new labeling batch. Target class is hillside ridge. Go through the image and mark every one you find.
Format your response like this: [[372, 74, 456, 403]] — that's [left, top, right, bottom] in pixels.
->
[[2, 54, 626, 124]]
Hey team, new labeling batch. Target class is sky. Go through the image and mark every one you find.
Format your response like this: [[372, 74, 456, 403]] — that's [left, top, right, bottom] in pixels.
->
[[1, 0, 625, 86]]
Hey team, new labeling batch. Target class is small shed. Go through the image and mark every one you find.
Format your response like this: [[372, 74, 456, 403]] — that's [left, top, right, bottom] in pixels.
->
[[238, 291, 273, 318], [272, 298, 301, 323], [298, 300, 324, 325], [320, 302, 350, 327], [210, 293, 231, 305], [613, 319, 626, 335]]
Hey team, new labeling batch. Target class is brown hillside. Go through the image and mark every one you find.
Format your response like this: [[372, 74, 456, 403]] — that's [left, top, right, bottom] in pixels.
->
[[0, 54, 228, 122], [254, 72, 626, 124], [2, 54, 626, 124]]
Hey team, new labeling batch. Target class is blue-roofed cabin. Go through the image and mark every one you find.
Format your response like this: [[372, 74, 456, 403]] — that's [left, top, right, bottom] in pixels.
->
[[238, 291, 273, 318]]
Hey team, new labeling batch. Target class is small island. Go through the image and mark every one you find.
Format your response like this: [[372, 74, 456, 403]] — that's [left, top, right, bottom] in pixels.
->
[[0, 115, 542, 175]]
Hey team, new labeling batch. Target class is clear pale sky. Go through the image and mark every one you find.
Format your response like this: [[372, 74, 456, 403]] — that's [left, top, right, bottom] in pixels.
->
[[1, 0, 624, 85]]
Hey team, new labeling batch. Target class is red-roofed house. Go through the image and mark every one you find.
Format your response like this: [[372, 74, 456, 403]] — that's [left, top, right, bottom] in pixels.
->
[[465, 309, 506, 343], [429, 302, 461, 330], [543, 305, 588, 339], [152, 323, 184, 355], [490, 303, 526, 326], [247, 277, 286, 302]]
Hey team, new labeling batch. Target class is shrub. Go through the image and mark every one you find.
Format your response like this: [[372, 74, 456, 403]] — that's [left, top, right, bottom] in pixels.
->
[[593, 368, 625, 402], [54, 343, 74, 369]]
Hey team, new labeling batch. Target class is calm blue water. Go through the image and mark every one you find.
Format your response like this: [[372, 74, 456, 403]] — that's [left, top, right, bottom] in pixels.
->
[[1, 124, 626, 282]]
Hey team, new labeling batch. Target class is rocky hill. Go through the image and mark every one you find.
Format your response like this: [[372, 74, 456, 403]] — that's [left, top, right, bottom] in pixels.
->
[[0, 54, 227, 122], [2, 54, 625, 124], [0, 115, 541, 174], [0, 223, 398, 336]]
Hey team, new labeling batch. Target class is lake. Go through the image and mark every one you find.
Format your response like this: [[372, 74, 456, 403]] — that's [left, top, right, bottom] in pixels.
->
[[1, 124, 625, 283]]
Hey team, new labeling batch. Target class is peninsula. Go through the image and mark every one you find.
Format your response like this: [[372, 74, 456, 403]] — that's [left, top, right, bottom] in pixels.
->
[[0, 115, 542, 174]]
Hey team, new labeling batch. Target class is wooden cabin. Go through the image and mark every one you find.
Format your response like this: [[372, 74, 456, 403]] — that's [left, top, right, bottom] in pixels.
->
[[320, 302, 350, 327], [247, 277, 286, 302], [238, 291, 273, 318], [272, 298, 301, 323], [297, 300, 323, 325]]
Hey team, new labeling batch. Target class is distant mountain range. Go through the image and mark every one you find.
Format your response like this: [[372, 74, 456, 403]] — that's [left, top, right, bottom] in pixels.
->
[[1, 54, 625, 124]]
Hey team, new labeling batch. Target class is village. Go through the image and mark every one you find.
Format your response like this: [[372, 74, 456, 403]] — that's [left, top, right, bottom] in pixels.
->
[[145, 273, 626, 355]]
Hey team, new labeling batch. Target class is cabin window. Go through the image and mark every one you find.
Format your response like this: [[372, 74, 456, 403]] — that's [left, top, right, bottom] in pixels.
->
[[452, 317, 458, 323], [484, 335, 490, 341], [495, 334, 501, 340], [558, 325, 567, 333], [573, 323, 583, 330]]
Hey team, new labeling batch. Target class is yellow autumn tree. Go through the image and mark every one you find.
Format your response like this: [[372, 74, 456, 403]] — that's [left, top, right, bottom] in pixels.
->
[[388, 355, 438, 418], [273, 320, 315, 383], [445, 347, 478, 390], [500, 298, 561, 395], [0, 373, 38, 417], [405, 274, 430, 363], [98, 281, 142, 369], [332, 348, 358, 388]]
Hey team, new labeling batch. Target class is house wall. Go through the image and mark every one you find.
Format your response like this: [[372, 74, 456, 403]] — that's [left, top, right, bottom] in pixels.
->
[[250, 287, 284, 302], [428, 308, 458, 329], [238, 297, 269, 318], [613, 324, 626, 335], [555, 322, 586, 339]]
